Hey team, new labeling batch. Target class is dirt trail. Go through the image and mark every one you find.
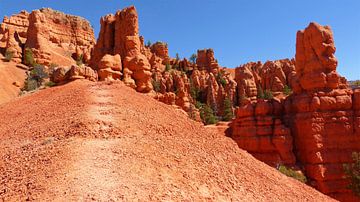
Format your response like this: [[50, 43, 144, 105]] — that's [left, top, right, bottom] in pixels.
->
[[46, 84, 122, 201], [0, 81, 335, 201]]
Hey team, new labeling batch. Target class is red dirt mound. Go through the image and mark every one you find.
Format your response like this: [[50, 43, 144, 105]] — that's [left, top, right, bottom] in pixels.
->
[[0, 80, 334, 201]]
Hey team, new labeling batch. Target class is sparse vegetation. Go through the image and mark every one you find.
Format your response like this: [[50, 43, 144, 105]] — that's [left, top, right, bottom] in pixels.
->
[[24, 48, 35, 66], [151, 79, 161, 92], [189, 53, 197, 63], [222, 98, 234, 121], [216, 72, 227, 87], [4, 49, 13, 62], [257, 86, 274, 100], [165, 63, 171, 72], [146, 40, 151, 47], [45, 81, 56, 87], [283, 85, 292, 96], [196, 102, 218, 125], [23, 64, 49, 91], [76, 54, 84, 66], [278, 165, 307, 183], [343, 152, 360, 197]]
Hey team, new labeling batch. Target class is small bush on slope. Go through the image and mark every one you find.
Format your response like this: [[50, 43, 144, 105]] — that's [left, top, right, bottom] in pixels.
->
[[343, 152, 360, 197], [283, 85, 292, 96], [24, 48, 35, 67], [222, 98, 234, 121], [196, 102, 218, 125], [278, 165, 307, 183], [4, 49, 13, 62]]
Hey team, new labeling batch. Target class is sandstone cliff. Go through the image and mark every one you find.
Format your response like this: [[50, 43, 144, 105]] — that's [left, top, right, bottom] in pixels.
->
[[231, 22, 360, 201], [0, 11, 29, 63], [25, 8, 95, 66]]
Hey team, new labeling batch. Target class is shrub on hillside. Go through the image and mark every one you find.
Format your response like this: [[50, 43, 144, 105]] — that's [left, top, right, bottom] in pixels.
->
[[343, 152, 360, 197], [196, 102, 218, 125], [4, 49, 13, 62], [24, 48, 35, 66], [283, 85, 292, 96], [216, 72, 227, 87], [76, 54, 84, 66], [222, 98, 234, 121], [23, 64, 49, 91], [278, 165, 307, 183], [165, 63, 171, 72], [189, 53, 197, 63], [258, 86, 274, 100], [151, 79, 161, 92]]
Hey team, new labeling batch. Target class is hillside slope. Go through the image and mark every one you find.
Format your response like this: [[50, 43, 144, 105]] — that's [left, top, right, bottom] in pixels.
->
[[0, 56, 26, 104], [0, 80, 334, 201]]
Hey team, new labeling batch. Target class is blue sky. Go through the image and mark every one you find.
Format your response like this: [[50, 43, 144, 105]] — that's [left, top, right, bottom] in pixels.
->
[[1, 0, 359, 80]]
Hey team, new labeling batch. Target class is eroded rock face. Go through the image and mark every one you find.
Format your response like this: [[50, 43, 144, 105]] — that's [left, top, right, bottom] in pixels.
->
[[196, 49, 220, 74], [97, 54, 122, 81], [235, 59, 295, 104], [231, 22, 360, 201], [231, 99, 296, 166], [0, 11, 29, 62], [91, 6, 152, 92], [284, 22, 360, 201], [51, 65, 97, 83], [25, 8, 95, 66]]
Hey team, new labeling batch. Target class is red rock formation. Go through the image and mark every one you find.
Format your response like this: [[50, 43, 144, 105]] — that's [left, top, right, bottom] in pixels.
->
[[231, 99, 296, 166], [235, 59, 295, 104], [91, 6, 152, 92], [284, 22, 360, 201], [196, 49, 220, 74], [231, 22, 360, 201], [25, 8, 95, 66], [97, 54, 122, 81], [0, 11, 29, 62], [51, 65, 97, 83]]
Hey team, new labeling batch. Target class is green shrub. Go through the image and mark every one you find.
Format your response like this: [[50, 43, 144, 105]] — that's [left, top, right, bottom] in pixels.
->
[[216, 72, 227, 87], [45, 81, 56, 87], [222, 98, 234, 121], [278, 165, 307, 183], [189, 53, 197, 63], [165, 63, 171, 72], [146, 40, 151, 47], [283, 85, 292, 96], [263, 90, 274, 99], [4, 50, 13, 62], [23, 78, 38, 91], [258, 86, 273, 100], [23, 65, 49, 91], [343, 152, 360, 197], [24, 48, 35, 66], [152, 79, 161, 92], [196, 102, 218, 125], [76, 54, 84, 66]]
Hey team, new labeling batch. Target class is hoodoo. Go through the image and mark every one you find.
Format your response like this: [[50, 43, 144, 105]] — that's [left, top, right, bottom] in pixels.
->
[[231, 22, 360, 201]]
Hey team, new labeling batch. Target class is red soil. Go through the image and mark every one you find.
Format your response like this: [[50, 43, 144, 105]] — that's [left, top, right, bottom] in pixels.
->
[[0, 57, 26, 104], [0, 80, 334, 201]]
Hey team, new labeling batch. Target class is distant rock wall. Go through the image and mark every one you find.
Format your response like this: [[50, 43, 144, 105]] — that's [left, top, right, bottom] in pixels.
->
[[0, 11, 29, 62], [26, 8, 95, 66], [0, 8, 95, 66]]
